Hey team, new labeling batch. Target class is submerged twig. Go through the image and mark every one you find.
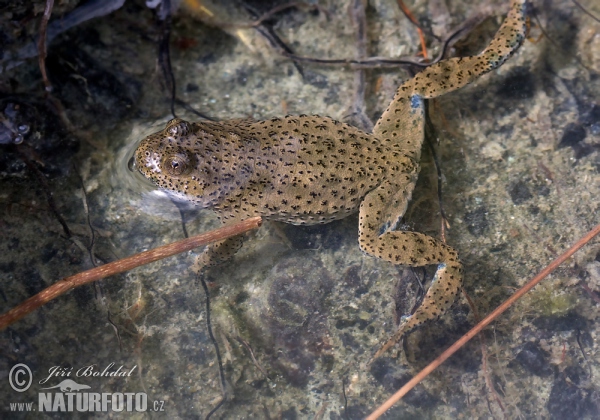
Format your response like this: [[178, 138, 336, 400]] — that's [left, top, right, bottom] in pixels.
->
[[462, 290, 505, 414], [396, 0, 431, 58], [572, 0, 600, 24], [279, 9, 489, 69], [0, 217, 262, 330], [343, 0, 373, 132], [157, 0, 177, 118], [15, 146, 71, 237], [174, 98, 214, 121], [199, 272, 227, 420], [342, 377, 349, 420], [37, 0, 55, 92], [235, 336, 269, 379], [246, 1, 329, 28], [366, 223, 600, 419], [424, 115, 449, 241], [531, 10, 593, 72]]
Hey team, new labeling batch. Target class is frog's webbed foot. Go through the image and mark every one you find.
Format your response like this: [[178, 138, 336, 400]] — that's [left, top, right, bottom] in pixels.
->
[[358, 174, 463, 361], [368, 253, 463, 362]]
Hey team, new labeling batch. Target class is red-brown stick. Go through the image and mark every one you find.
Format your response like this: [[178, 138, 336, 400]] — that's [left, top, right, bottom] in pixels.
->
[[0, 217, 262, 330], [367, 223, 600, 419], [38, 0, 54, 92]]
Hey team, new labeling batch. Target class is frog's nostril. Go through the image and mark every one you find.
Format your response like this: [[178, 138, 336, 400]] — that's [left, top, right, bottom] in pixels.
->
[[127, 156, 136, 172]]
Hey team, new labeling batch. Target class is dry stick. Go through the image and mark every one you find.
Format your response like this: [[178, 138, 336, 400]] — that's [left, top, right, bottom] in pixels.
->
[[396, 0, 429, 59], [201, 1, 328, 29], [366, 223, 600, 420], [0, 217, 262, 331], [38, 0, 54, 92], [462, 291, 504, 413], [572, 0, 600, 24]]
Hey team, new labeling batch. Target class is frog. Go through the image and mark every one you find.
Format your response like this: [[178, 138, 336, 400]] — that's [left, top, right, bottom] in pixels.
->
[[133, 0, 528, 360]]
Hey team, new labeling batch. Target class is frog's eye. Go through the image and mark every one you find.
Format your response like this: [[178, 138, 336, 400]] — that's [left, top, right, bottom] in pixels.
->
[[162, 152, 193, 176], [165, 118, 189, 136]]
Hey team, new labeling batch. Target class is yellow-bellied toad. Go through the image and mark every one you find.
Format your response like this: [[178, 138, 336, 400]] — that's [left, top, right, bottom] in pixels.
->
[[134, 0, 528, 359]]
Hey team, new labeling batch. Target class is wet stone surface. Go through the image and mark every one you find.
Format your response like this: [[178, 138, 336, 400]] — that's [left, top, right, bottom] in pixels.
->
[[515, 341, 553, 377]]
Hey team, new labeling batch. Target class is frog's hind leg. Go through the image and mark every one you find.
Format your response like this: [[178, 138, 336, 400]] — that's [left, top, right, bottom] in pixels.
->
[[358, 163, 463, 361], [373, 0, 528, 161]]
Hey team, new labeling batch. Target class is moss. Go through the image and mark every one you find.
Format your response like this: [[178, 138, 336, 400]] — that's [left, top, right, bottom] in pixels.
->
[[529, 287, 578, 317]]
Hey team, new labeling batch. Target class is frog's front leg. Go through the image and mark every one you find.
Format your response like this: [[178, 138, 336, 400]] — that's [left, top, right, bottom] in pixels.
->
[[358, 158, 463, 360], [192, 235, 244, 273]]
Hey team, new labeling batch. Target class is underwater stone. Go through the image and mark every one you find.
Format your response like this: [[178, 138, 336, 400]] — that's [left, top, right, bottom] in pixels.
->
[[508, 180, 532, 204], [515, 342, 553, 377]]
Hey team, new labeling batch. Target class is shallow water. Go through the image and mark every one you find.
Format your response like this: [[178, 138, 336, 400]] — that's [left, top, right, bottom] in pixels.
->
[[1, 0, 599, 418]]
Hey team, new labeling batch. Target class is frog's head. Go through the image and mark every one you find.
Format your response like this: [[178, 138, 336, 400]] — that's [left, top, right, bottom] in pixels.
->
[[133, 118, 215, 206]]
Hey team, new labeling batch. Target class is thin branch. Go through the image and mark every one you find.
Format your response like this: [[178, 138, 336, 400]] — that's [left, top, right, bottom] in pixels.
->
[[157, 0, 177, 118], [38, 0, 54, 92], [572, 0, 600, 24], [396, 0, 430, 58], [366, 223, 600, 419], [200, 272, 227, 420], [235, 336, 270, 379], [279, 10, 488, 69], [204, 1, 328, 29], [15, 145, 71, 237], [0, 217, 262, 330]]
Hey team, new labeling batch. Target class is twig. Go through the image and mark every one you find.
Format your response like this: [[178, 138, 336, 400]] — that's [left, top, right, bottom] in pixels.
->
[[0, 217, 262, 330], [199, 272, 227, 420], [396, 0, 430, 58], [366, 223, 600, 419], [248, 1, 329, 27], [572, 0, 600, 23], [235, 336, 270, 379], [343, 0, 373, 132], [200, 1, 328, 29], [174, 98, 214, 121], [157, 0, 177, 118], [38, 0, 54, 92], [15, 145, 71, 237], [313, 401, 329, 420], [279, 10, 488, 69], [463, 290, 504, 414], [424, 117, 449, 241], [575, 329, 592, 379], [342, 377, 349, 420], [580, 281, 600, 304], [531, 10, 593, 72]]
